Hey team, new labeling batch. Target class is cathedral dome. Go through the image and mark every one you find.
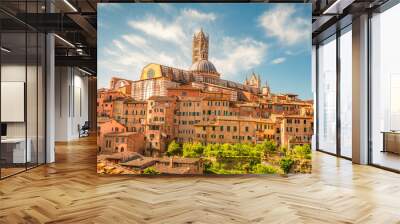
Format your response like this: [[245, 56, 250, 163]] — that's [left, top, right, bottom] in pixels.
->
[[190, 59, 217, 73]]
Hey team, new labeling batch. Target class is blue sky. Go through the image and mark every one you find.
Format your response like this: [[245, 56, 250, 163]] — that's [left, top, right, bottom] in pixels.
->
[[98, 3, 312, 99]]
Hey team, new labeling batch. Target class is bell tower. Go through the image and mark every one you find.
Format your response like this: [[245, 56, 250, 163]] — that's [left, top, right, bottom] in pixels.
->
[[192, 28, 209, 64]]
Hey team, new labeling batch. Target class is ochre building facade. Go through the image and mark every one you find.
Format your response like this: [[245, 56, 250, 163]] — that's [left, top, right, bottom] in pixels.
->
[[97, 30, 313, 157]]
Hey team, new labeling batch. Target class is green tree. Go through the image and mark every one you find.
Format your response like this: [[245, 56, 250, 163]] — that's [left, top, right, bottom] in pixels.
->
[[249, 146, 263, 158], [242, 143, 254, 156], [279, 157, 294, 174], [183, 142, 204, 158], [221, 143, 235, 157], [143, 167, 160, 175], [262, 140, 277, 153], [167, 140, 181, 156], [293, 144, 312, 159], [203, 144, 214, 157]]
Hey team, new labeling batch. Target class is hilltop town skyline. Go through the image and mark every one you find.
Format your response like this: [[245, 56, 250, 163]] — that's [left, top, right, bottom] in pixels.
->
[[97, 27, 313, 175]]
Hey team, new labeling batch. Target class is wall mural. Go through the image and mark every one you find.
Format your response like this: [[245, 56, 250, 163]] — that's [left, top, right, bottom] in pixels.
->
[[97, 3, 313, 175]]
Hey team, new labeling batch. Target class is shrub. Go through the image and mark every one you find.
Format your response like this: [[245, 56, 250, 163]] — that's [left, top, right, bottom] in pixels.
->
[[167, 140, 181, 156], [143, 167, 160, 175], [293, 144, 312, 159], [252, 164, 279, 174], [279, 157, 294, 174]]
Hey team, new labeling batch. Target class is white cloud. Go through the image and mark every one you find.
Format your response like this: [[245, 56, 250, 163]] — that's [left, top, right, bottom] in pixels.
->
[[180, 9, 216, 22], [285, 49, 307, 56], [98, 44, 178, 88], [158, 4, 175, 13], [258, 5, 310, 45], [271, 57, 286, 64], [285, 50, 296, 55], [128, 8, 217, 45], [112, 39, 125, 51], [122, 34, 147, 47], [211, 37, 267, 80], [128, 17, 186, 45], [99, 31, 184, 87]]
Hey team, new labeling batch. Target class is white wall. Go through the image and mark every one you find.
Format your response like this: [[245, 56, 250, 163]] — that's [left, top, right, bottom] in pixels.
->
[[1, 65, 27, 138], [54, 67, 89, 141], [1, 63, 46, 164]]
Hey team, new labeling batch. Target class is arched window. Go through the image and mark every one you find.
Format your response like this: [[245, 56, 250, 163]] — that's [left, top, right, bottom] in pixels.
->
[[120, 147, 124, 152]]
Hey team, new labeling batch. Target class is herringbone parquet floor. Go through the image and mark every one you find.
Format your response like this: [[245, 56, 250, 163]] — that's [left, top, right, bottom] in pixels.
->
[[1, 136, 400, 224]]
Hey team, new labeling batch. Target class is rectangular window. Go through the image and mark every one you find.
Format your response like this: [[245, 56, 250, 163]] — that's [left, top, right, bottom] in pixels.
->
[[317, 35, 337, 154], [371, 5, 400, 171], [340, 27, 352, 158]]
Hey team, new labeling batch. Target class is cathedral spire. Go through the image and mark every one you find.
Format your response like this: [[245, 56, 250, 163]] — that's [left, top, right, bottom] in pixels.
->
[[192, 28, 209, 64]]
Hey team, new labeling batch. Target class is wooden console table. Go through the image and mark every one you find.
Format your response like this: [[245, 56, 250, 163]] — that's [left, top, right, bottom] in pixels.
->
[[382, 131, 400, 154]]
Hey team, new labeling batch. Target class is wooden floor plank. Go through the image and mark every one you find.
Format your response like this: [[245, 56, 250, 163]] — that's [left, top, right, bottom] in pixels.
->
[[0, 136, 399, 223]]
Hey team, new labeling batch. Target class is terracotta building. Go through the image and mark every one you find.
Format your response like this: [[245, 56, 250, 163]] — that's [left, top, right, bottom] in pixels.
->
[[144, 96, 177, 156], [97, 88, 125, 117], [194, 116, 277, 145], [119, 156, 204, 175], [97, 29, 314, 160], [103, 132, 145, 154], [97, 118, 127, 153], [112, 98, 147, 133]]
